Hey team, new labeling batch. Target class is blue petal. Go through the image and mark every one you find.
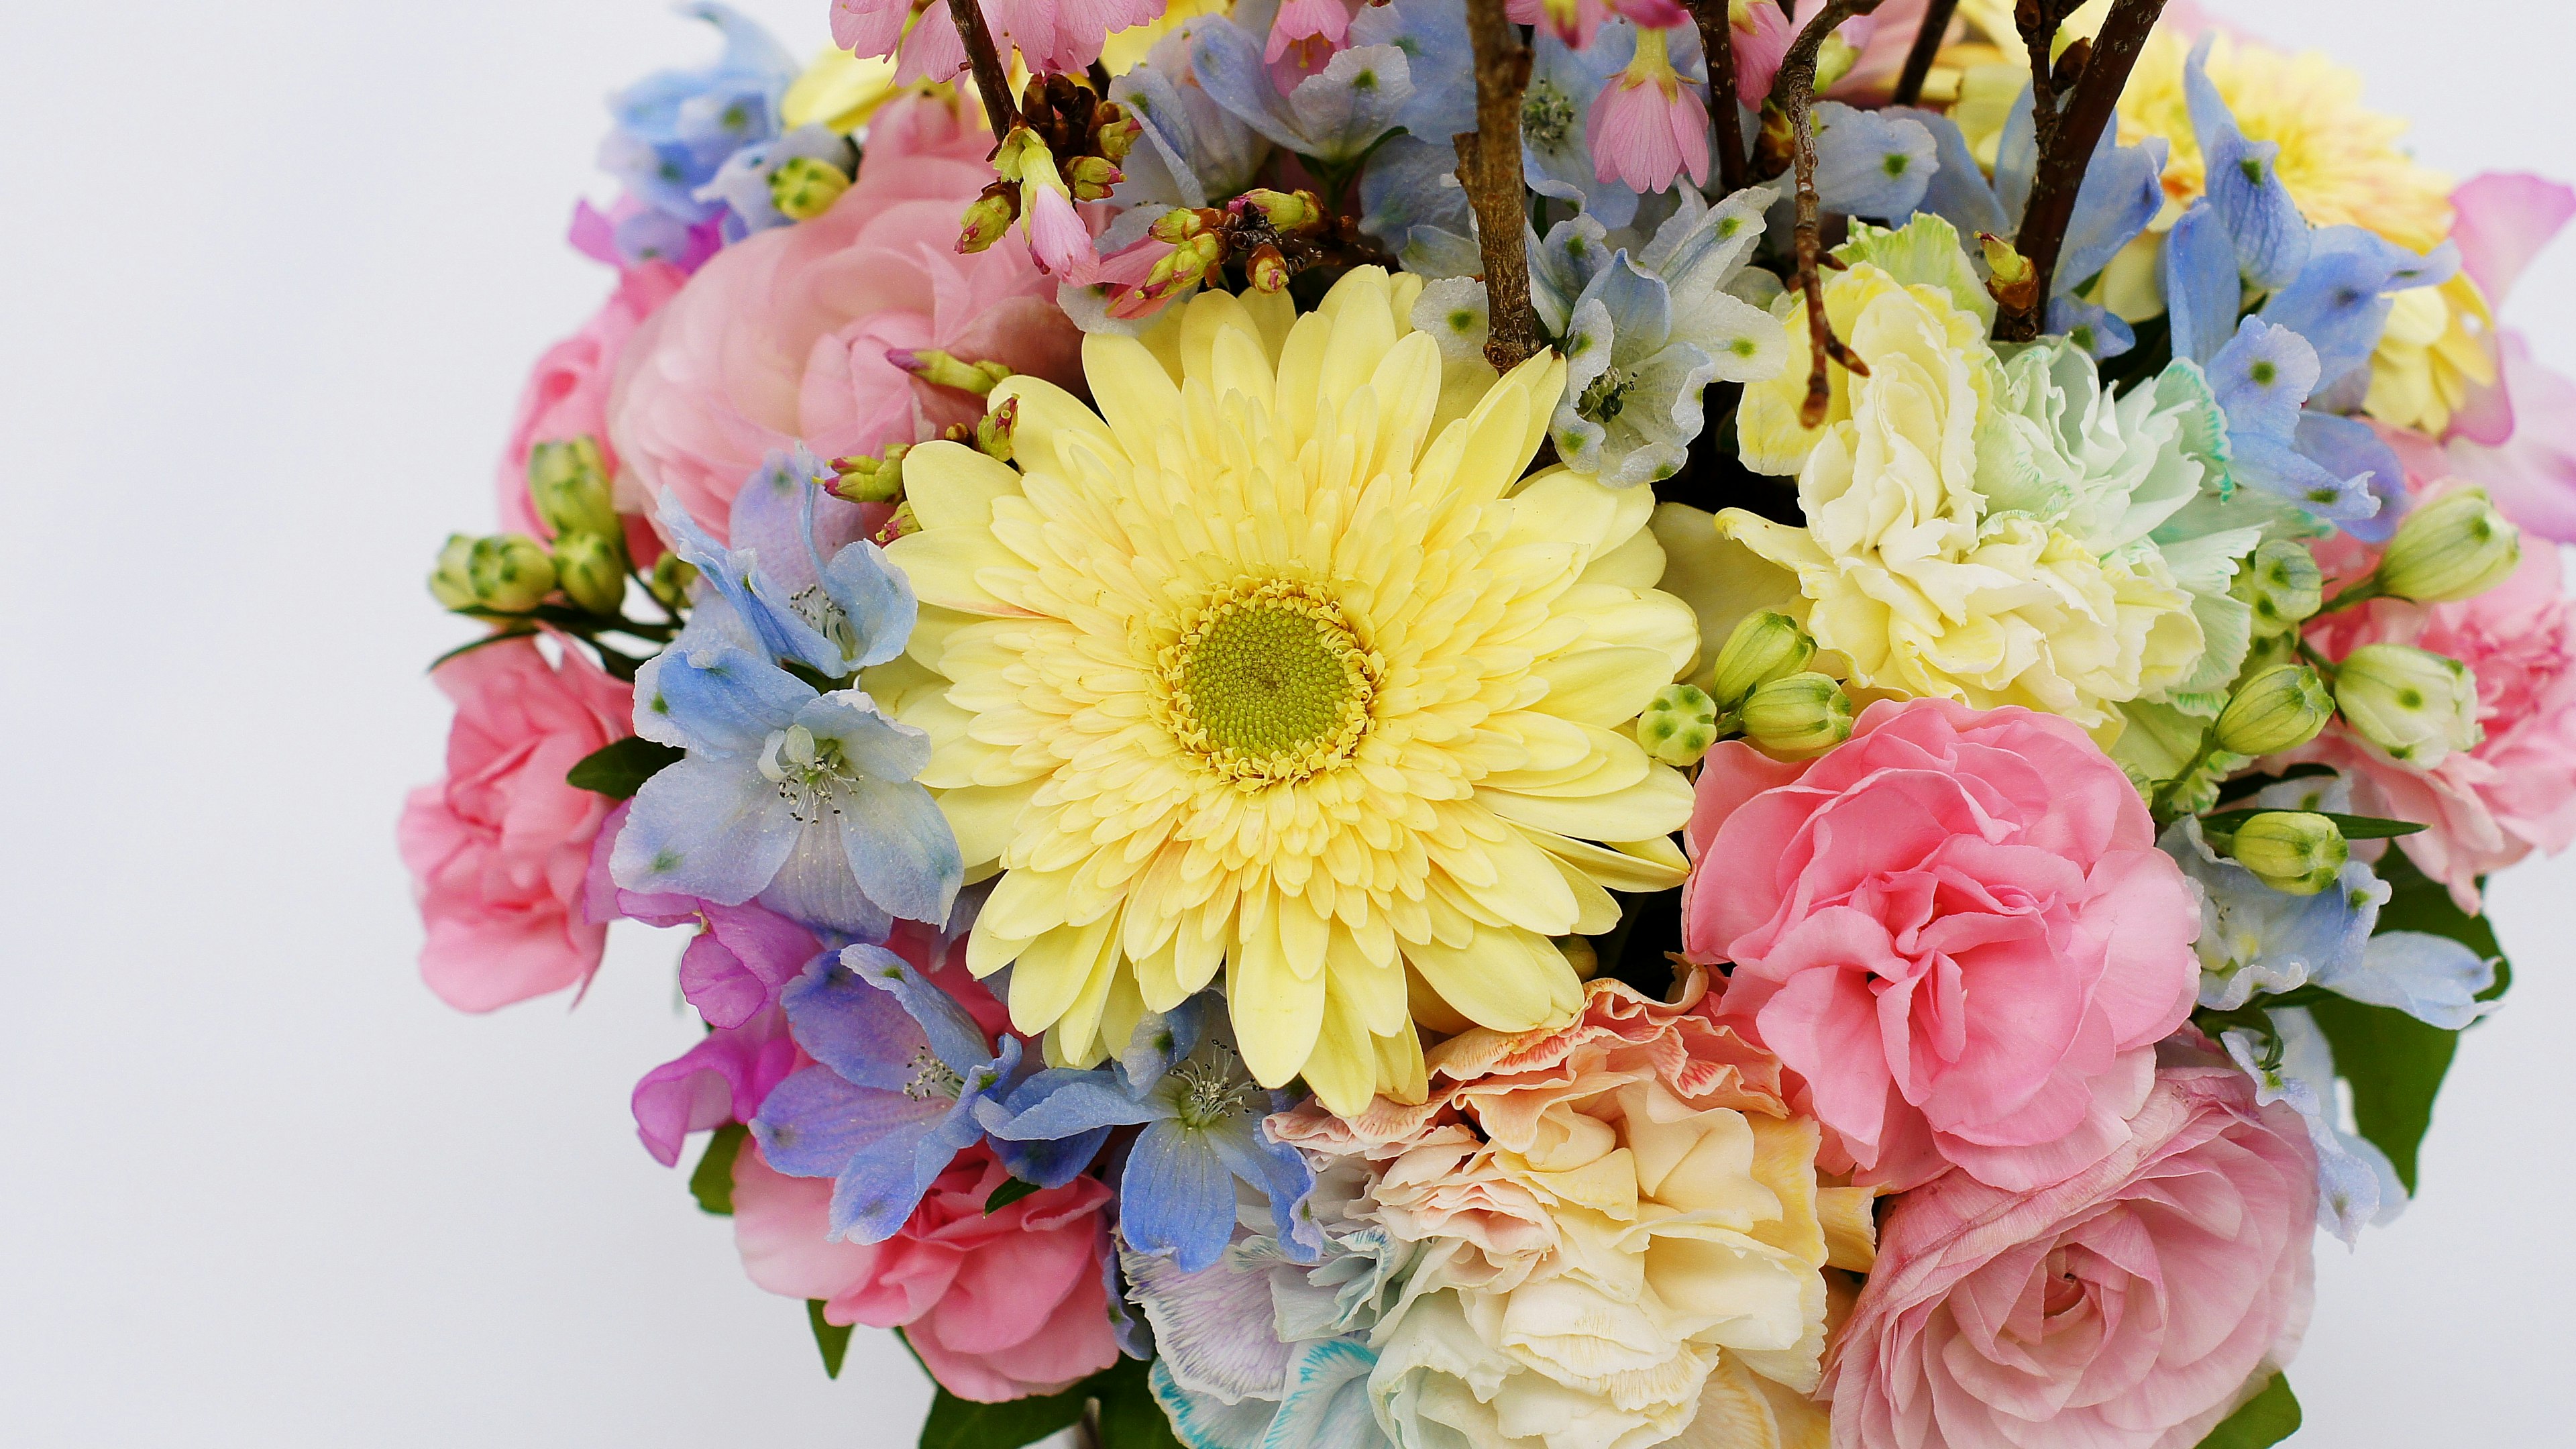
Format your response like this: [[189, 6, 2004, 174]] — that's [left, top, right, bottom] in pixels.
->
[[2058, 129, 2167, 292], [1574, 253, 1674, 354], [1350, 0, 1472, 142], [1358, 136, 1479, 272], [2208, 317, 2321, 441], [1208, 1120, 1319, 1263], [831, 773, 963, 924], [2187, 35, 2310, 288], [612, 754, 799, 904], [1118, 1122, 1241, 1272], [1118, 998, 1210, 1095], [2260, 239, 2398, 388], [1522, 26, 1640, 230], [633, 637, 812, 755], [2293, 411, 2404, 539], [1891, 107, 2008, 240], [780, 949, 936, 1089], [983, 1069, 1168, 1140], [2161, 201, 2244, 366], [1282, 45, 1415, 165], [1810, 103, 1936, 221], [2316, 930, 2500, 1030], [749, 1064, 940, 1181], [1267, 1338, 1388, 1449], [2231, 433, 2379, 519], [841, 942, 995, 1073], [757, 814, 898, 937], [818, 539, 917, 670], [1529, 214, 1614, 336], [2049, 297, 2135, 360]]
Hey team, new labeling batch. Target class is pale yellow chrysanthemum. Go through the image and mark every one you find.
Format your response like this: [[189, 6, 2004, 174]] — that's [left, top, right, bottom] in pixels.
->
[[875, 270, 1699, 1114], [1727, 263, 2202, 733], [2367, 271, 2500, 436], [2117, 30, 2454, 254]]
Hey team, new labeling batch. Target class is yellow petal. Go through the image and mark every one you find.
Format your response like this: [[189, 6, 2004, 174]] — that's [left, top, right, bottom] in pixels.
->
[[902, 440, 1024, 532], [1229, 910, 1327, 1088]]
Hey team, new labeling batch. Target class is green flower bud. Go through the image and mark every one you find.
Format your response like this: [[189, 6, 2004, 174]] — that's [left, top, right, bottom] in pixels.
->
[[833, 443, 910, 503], [893, 348, 1012, 396], [1637, 683, 1721, 767], [2374, 487, 2522, 603], [2334, 643, 2482, 766], [2235, 539, 2324, 636], [2224, 810, 2349, 896], [957, 187, 1018, 252], [975, 395, 1018, 464], [769, 155, 852, 221], [553, 531, 629, 616], [1707, 611, 1817, 707], [1065, 154, 1122, 203], [527, 437, 619, 540], [1739, 672, 1854, 757], [2212, 663, 2334, 757], [648, 553, 698, 611], [1239, 187, 1323, 231], [467, 533, 557, 612], [429, 533, 480, 610]]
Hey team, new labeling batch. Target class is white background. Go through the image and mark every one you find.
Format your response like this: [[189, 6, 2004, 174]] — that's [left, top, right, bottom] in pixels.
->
[[1, 1, 2569, 1443]]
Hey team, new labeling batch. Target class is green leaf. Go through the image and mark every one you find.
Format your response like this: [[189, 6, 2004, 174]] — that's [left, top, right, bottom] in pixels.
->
[[566, 735, 685, 800], [2194, 1373, 2302, 1448], [2197, 809, 2427, 840], [688, 1123, 747, 1216], [918, 1381, 1088, 1449], [983, 1177, 1042, 1216], [1091, 1356, 1183, 1448], [2307, 850, 2511, 1193], [807, 1299, 854, 1380]]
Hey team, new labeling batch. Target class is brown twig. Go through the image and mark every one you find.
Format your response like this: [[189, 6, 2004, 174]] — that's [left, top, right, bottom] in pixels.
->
[[1892, 0, 1959, 106], [1994, 0, 2166, 339], [1689, 0, 1750, 194], [947, 0, 1021, 147], [1778, 0, 1882, 427], [1456, 0, 1538, 371], [2014, 1, 2068, 165]]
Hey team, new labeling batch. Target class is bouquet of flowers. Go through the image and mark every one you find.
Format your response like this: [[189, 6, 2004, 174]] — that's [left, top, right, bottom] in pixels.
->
[[401, 0, 2576, 1444]]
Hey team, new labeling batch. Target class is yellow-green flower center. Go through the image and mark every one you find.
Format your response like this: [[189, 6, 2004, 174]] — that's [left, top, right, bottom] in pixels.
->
[[1163, 579, 1377, 789]]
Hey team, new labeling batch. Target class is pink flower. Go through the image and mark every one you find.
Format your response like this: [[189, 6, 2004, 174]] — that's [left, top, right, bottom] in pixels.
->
[[606, 94, 1083, 541], [1507, 0, 1688, 53], [495, 258, 685, 547], [398, 639, 633, 1012], [2428, 172, 2576, 540], [1682, 698, 2202, 1191], [731, 1140, 1122, 1402], [2289, 492, 2576, 911], [1823, 1061, 2318, 1449], [835, 0, 1163, 81], [1589, 24, 1711, 192], [631, 1004, 803, 1166]]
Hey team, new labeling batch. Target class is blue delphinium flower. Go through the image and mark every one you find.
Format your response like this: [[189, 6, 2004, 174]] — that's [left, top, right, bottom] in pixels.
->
[[978, 999, 1315, 1273], [752, 945, 1020, 1242], [598, 3, 798, 229], [1348, 0, 1472, 144], [1191, 0, 1415, 168], [656, 447, 916, 682], [1112, 25, 1269, 211], [1358, 137, 1481, 277], [2218, 1008, 2406, 1244], [1809, 101, 1937, 221], [1894, 91, 2165, 302]]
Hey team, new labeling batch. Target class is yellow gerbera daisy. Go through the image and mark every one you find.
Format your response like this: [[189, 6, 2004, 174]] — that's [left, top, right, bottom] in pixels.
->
[[874, 269, 1699, 1114]]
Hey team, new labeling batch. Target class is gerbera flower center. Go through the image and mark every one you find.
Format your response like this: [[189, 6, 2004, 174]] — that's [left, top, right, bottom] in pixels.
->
[[1161, 578, 1377, 788]]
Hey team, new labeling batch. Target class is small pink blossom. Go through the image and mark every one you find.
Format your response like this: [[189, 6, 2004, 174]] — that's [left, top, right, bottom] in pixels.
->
[[834, 0, 1163, 81], [1507, 0, 1688, 51], [1588, 24, 1710, 191], [2290, 485, 2576, 910], [631, 1004, 803, 1166], [1682, 698, 2202, 1191], [1825, 1060, 2318, 1449], [1020, 184, 1095, 276], [731, 1141, 1122, 1402], [606, 93, 1082, 541], [398, 639, 633, 1012]]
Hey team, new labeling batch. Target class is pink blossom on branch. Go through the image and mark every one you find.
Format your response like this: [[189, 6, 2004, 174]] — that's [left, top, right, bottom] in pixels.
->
[[833, 0, 1163, 81], [1589, 23, 1710, 192]]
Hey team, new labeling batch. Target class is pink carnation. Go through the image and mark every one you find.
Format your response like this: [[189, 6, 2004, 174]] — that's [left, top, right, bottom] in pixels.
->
[[1682, 698, 2201, 1191], [2289, 490, 2576, 911], [731, 1141, 1121, 1402], [398, 639, 633, 1012], [1824, 1061, 2317, 1449], [496, 259, 685, 541], [606, 94, 1083, 541]]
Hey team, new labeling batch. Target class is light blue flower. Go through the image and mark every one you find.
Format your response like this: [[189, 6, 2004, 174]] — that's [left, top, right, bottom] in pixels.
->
[[978, 1000, 1316, 1272], [599, 3, 798, 225], [1358, 136, 1481, 277], [2204, 317, 2381, 522], [1150, 1338, 1387, 1449], [1112, 25, 1268, 209], [2218, 1007, 2406, 1244], [1521, 25, 1641, 229], [2259, 225, 2460, 390], [2181, 34, 2310, 290], [692, 123, 849, 236], [1191, 0, 1413, 168], [657, 447, 917, 682], [1811, 101, 1937, 220], [1348, 0, 1472, 143], [1893, 91, 2165, 298], [751, 945, 1021, 1242]]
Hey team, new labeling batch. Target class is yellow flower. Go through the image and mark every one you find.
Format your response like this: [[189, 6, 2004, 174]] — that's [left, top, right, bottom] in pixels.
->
[[1724, 264, 2202, 732], [782, 48, 910, 133], [2117, 30, 2453, 254], [875, 270, 1699, 1113], [2367, 272, 2499, 436]]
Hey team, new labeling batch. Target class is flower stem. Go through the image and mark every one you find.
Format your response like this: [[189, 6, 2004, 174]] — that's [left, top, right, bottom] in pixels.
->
[[1457, 0, 1539, 371], [946, 0, 1021, 147], [1994, 0, 2167, 339], [1892, 0, 1958, 106], [1688, 0, 1750, 194], [1778, 0, 1884, 427]]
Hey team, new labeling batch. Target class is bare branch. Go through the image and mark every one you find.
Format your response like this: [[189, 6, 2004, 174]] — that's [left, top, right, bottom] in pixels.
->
[[2014, 1, 2068, 165], [1777, 0, 1884, 427], [1688, 0, 1751, 195], [1995, 0, 2166, 339], [1457, 0, 1539, 371], [947, 0, 1021, 147], [1892, 0, 1959, 107]]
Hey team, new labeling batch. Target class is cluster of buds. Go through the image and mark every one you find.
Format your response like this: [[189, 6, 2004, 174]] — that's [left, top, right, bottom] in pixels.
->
[[1129, 188, 1395, 308], [429, 437, 647, 619], [828, 393, 1021, 529], [959, 74, 1140, 268], [1634, 612, 1852, 765]]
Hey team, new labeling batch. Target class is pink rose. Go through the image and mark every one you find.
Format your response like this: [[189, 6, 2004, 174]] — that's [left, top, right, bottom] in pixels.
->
[[399, 639, 633, 1011], [1823, 1061, 2317, 1449], [731, 1141, 1121, 1402], [1683, 698, 2201, 1191], [606, 93, 1084, 541], [2290, 490, 2576, 910], [495, 259, 686, 541]]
